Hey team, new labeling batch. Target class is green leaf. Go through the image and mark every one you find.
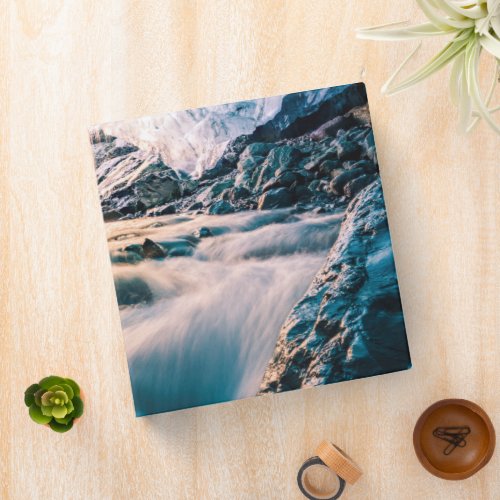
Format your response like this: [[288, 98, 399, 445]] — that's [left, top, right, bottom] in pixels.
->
[[47, 385, 64, 393], [59, 383, 74, 400], [479, 33, 500, 59], [357, 21, 450, 41], [24, 384, 40, 407], [416, 0, 475, 30], [63, 378, 80, 397], [39, 376, 66, 390], [435, 0, 486, 20], [34, 389, 46, 407], [383, 31, 471, 95], [72, 396, 84, 418], [49, 419, 74, 433], [54, 391, 69, 405], [54, 414, 73, 425], [41, 391, 54, 407], [51, 405, 68, 419], [466, 40, 500, 133], [29, 403, 52, 425], [41, 405, 53, 417], [65, 400, 74, 415]]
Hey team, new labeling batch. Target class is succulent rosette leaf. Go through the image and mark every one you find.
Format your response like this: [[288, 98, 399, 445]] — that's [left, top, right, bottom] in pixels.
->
[[25, 376, 84, 433]]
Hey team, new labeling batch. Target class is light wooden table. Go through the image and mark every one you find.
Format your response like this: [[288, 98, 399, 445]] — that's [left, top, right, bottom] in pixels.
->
[[1, 1, 498, 499]]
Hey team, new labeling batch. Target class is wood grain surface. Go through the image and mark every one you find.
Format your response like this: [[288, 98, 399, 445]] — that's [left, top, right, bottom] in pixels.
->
[[1, 1, 499, 499]]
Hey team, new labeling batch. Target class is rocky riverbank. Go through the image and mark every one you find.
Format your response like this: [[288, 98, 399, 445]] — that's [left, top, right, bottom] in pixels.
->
[[259, 179, 410, 393]]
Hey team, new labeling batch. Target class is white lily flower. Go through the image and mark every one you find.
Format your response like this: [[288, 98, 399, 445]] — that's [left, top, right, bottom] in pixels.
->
[[357, 0, 500, 133]]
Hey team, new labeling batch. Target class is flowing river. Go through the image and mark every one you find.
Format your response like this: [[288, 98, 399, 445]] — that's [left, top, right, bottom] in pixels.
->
[[107, 209, 344, 415]]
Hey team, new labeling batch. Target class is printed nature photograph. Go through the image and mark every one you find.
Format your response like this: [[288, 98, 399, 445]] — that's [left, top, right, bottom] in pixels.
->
[[90, 83, 411, 416]]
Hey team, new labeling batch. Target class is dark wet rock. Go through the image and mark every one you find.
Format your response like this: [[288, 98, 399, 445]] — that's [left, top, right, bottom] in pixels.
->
[[259, 179, 410, 394], [97, 152, 184, 218], [194, 227, 213, 238], [110, 250, 143, 264], [147, 203, 176, 216], [132, 160, 182, 209], [262, 171, 297, 193], [207, 178, 235, 199], [143, 238, 167, 259], [318, 159, 342, 178], [167, 246, 195, 257], [329, 167, 364, 196], [304, 160, 320, 173], [188, 201, 204, 211], [253, 145, 303, 191], [257, 187, 294, 210], [350, 159, 378, 174], [157, 239, 197, 257], [124, 244, 145, 257], [237, 143, 274, 174], [308, 180, 321, 192], [336, 139, 363, 161], [362, 130, 377, 161], [103, 210, 124, 222], [90, 133, 139, 168], [199, 156, 235, 180], [229, 186, 251, 202], [252, 83, 368, 141], [115, 277, 153, 306], [293, 185, 313, 202], [268, 145, 303, 170], [311, 114, 361, 141], [344, 174, 377, 198], [208, 200, 235, 215], [237, 154, 264, 173]]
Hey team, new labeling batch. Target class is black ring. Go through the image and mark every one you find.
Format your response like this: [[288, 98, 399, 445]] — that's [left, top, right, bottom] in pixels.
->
[[297, 456, 346, 500]]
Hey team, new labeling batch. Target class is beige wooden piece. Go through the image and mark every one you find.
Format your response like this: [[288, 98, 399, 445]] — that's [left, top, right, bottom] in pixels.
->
[[1, 1, 498, 498], [316, 441, 363, 485]]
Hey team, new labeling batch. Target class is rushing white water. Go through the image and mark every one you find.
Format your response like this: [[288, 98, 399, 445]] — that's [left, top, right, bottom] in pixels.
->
[[110, 210, 343, 415]]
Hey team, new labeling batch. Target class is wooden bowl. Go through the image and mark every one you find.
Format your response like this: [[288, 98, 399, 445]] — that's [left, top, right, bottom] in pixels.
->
[[413, 399, 495, 480]]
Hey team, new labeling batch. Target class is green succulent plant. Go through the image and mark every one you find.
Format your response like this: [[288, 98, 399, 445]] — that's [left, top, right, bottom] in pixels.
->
[[24, 376, 84, 433]]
